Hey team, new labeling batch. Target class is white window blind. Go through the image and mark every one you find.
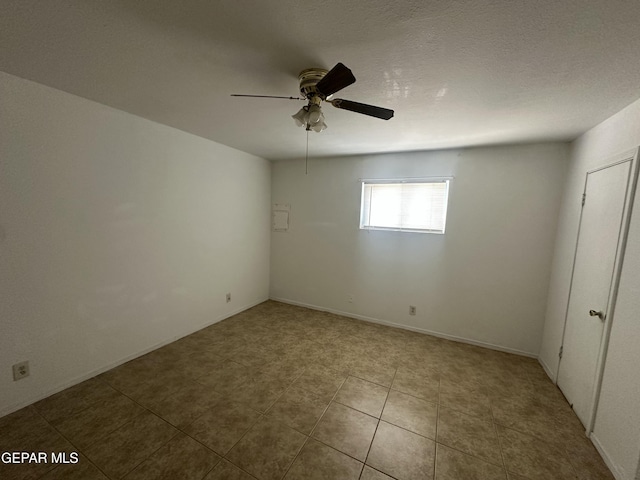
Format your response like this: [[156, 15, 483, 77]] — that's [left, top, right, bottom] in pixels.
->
[[360, 180, 450, 233]]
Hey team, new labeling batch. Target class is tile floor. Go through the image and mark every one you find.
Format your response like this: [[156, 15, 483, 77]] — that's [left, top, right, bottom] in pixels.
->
[[0, 301, 614, 480]]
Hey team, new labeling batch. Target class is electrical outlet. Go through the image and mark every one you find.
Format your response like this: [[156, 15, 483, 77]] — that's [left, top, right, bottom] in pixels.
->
[[409, 306, 416, 316], [348, 294, 354, 303], [226, 292, 231, 303], [13, 361, 30, 381]]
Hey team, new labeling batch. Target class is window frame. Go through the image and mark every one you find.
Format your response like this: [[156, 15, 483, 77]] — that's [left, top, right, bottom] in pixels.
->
[[359, 177, 451, 234]]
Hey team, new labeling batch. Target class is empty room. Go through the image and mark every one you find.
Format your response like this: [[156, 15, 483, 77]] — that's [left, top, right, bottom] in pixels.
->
[[1, 1, 640, 479]]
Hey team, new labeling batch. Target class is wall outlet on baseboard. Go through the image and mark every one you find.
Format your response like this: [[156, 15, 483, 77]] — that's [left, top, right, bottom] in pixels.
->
[[409, 306, 416, 316], [347, 294, 354, 303], [13, 361, 30, 381], [226, 293, 231, 303]]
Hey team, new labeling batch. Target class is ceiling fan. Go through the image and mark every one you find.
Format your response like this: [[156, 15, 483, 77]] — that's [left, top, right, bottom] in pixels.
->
[[231, 62, 394, 132]]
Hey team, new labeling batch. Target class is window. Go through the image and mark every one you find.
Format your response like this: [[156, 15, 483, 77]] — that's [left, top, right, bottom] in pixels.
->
[[359, 179, 450, 234]]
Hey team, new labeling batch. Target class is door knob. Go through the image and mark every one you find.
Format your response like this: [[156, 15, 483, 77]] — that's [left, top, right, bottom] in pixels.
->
[[589, 309, 605, 320]]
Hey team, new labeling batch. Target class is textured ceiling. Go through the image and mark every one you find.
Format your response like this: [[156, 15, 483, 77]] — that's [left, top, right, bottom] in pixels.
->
[[1, 0, 640, 160]]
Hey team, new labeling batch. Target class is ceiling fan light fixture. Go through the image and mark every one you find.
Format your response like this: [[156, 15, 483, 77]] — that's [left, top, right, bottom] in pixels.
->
[[292, 104, 327, 132], [307, 104, 323, 125], [310, 119, 327, 132], [292, 107, 308, 127]]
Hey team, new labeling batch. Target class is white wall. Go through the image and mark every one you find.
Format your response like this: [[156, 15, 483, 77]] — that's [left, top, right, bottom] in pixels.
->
[[540, 98, 640, 480], [270, 144, 568, 355], [0, 71, 271, 416]]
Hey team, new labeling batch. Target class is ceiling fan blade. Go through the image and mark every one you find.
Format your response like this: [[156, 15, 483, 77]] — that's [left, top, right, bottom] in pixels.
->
[[231, 94, 303, 100], [330, 99, 394, 120], [315, 63, 356, 97]]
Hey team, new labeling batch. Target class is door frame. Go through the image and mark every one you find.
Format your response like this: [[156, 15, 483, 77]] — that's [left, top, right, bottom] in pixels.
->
[[556, 147, 640, 435]]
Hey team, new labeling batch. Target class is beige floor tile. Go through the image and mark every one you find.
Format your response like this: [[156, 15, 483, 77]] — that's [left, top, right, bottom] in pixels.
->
[[292, 364, 348, 400], [0, 459, 52, 480], [507, 473, 530, 480], [231, 371, 291, 413], [204, 460, 257, 480], [366, 420, 436, 480], [197, 359, 252, 396], [210, 335, 253, 358], [51, 394, 145, 450], [284, 438, 363, 480], [147, 380, 222, 428], [435, 444, 507, 480], [184, 399, 260, 455], [490, 392, 581, 450], [399, 347, 443, 370], [311, 402, 378, 461], [483, 374, 534, 399], [303, 328, 342, 345], [226, 416, 306, 480], [360, 465, 396, 480], [0, 407, 65, 450], [272, 335, 319, 359], [98, 363, 146, 393], [497, 426, 577, 480], [392, 367, 440, 403], [489, 394, 537, 428], [266, 385, 330, 434], [564, 435, 615, 480], [437, 407, 502, 466], [439, 377, 492, 420], [172, 350, 227, 380], [33, 377, 119, 423], [348, 360, 397, 388], [39, 455, 109, 480], [140, 345, 183, 365], [0, 301, 614, 480], [334, 376, 389, 418], [0, 408, 75, 480], [381, 389, 438, 439], [170, 332, 223, 352], [113, 371, 194, 408], [124, 433, 220, 480], [231, 342, 273, 368], [438, 360, 483, 384], [315, 349, 354, 374], [82, 410, 177, 479], [257, 360, 305, 385]]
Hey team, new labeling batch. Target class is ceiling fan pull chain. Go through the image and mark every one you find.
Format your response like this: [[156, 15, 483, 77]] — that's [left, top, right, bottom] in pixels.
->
[[305, 128, 309, 175]]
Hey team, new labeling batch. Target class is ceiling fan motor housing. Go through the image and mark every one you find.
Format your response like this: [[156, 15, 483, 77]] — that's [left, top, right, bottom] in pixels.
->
[[298, 68, 328, 99]]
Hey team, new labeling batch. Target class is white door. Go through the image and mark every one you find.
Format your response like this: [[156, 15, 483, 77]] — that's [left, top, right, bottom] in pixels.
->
[[557, 160, 631, 427]]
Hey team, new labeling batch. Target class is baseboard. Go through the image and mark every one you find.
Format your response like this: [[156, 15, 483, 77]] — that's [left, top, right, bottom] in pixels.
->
[[591, 432, 625, 480], [538, 356, 557, 383], [0, 298, 267, 419], [270, 296, 538, 358]]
